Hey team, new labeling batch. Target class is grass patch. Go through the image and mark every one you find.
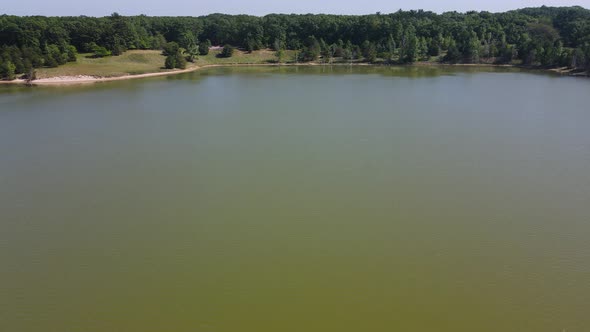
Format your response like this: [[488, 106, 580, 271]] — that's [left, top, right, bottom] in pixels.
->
[[36, 50, 170, 78], [195, 49, 296, 65], [35, 49, 298, 78]]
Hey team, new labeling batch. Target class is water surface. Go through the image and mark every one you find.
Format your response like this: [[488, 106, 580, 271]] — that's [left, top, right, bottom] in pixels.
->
[[1, 66, 590, 332]]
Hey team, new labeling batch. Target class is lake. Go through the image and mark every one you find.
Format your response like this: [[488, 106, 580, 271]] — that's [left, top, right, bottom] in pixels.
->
[[1, 66, 590, 332]]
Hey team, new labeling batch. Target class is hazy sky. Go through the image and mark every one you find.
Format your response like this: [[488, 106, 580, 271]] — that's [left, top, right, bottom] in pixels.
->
[[3, 0, 589, 16]]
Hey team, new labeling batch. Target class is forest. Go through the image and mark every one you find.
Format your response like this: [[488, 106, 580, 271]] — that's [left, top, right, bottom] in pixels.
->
[[1, 6, 590, 79]]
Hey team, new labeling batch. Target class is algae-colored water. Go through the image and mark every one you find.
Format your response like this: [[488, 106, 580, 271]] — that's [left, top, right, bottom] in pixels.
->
[[1, 66, 589, 332]]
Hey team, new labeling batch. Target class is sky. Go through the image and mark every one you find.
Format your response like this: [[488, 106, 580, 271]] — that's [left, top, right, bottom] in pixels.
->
[[2, 0, 589, 17]]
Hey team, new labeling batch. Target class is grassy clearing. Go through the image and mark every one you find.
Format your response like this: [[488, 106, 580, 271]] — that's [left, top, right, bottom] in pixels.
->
[[35, 49, 298, 78], [35, 50, 170, 78], [195, 49, 297, 65]]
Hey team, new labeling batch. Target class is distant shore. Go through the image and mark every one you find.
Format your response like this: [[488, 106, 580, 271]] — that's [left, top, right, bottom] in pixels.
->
[[0, 61, 587, 86]]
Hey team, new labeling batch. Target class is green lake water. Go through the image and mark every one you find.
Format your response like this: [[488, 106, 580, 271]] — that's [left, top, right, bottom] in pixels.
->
[[1, 66, 590, 332]]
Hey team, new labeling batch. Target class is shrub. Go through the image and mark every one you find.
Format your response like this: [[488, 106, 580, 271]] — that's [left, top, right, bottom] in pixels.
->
[[175, 51, 187, 69], [92, 45, 112, 58], [220, 44, 234, 58], [165, 55, 176, 69], [66, 46, 78, 62], [1, 61, 17, 80]]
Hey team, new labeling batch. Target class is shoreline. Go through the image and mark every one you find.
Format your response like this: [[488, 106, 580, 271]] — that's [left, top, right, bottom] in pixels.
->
[[0, 62, 587, 86]]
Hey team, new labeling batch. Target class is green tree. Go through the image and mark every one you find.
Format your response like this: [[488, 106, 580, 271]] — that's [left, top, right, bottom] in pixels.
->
[[164, 55, 176, 69], [163, 42, 180, 56], [342, 40, 354, 62], [185, 45, 199, 62], [428, 33, 443, 57], [362, 40, 377, 62], [175, 50, 187, 69], [151, 33, 167, 50], [91, 43, 111, 58], [274, 38, 284, 63], [386, 34, 396, 62], [418, 37, 428, 60], [300, 36, 321, 62], [66, 45, 78, 62], [44, 44, 63, 67], [26, 68, 37, 81], [220, 44, 234, 58], [466, 31, 481, 63], [245, 34, 261, 53], [199, 39, 211, 55], [108, 13, 134, 52], [179, 31, 197, 50], [1, 61, 17, 80], [275, 49, 284, 63], [444, 39, 462, 63], [333, 39, 345, 57], [399, 25, 418, 63], [352, 45, 362, 60], [111, 37, 126, 56], [319, 38, 329, 62]]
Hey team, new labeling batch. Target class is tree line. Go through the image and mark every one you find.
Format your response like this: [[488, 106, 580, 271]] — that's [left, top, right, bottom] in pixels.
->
[[2, 6, 590, 79]]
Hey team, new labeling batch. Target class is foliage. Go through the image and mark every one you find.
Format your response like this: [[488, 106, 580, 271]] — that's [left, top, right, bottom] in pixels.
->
[[220, 44, 234, 58], [162, 42, 179, 56], [45, 44, 66, 67], [66, 45, 78, 62], [89, 43, 112, 57], [199, 39, 211, 55], [164, 55, 176, 69], [175, 50, 187, 68], [362, 40, 377, 62], [1, 6, 590, 78], [298, 36, 321, 62], [185, 44, 199, 62], [275, 48, 284, 63], [1, 60, 17, 80], [151, 33, 167, 50], [444, 40, 462, 63], [179, 31, 197, 50], [164, 49, 187, 69]]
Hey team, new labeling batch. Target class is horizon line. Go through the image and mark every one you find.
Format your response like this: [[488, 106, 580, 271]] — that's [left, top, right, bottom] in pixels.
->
[[2, 5, 588, 18]]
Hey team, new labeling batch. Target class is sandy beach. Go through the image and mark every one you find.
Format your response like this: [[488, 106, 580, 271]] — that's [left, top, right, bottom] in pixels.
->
[[0, 66, 204, 85]]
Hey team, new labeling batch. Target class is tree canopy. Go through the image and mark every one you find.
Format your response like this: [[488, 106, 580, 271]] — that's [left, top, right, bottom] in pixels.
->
[[1, 6, 590, 79]]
